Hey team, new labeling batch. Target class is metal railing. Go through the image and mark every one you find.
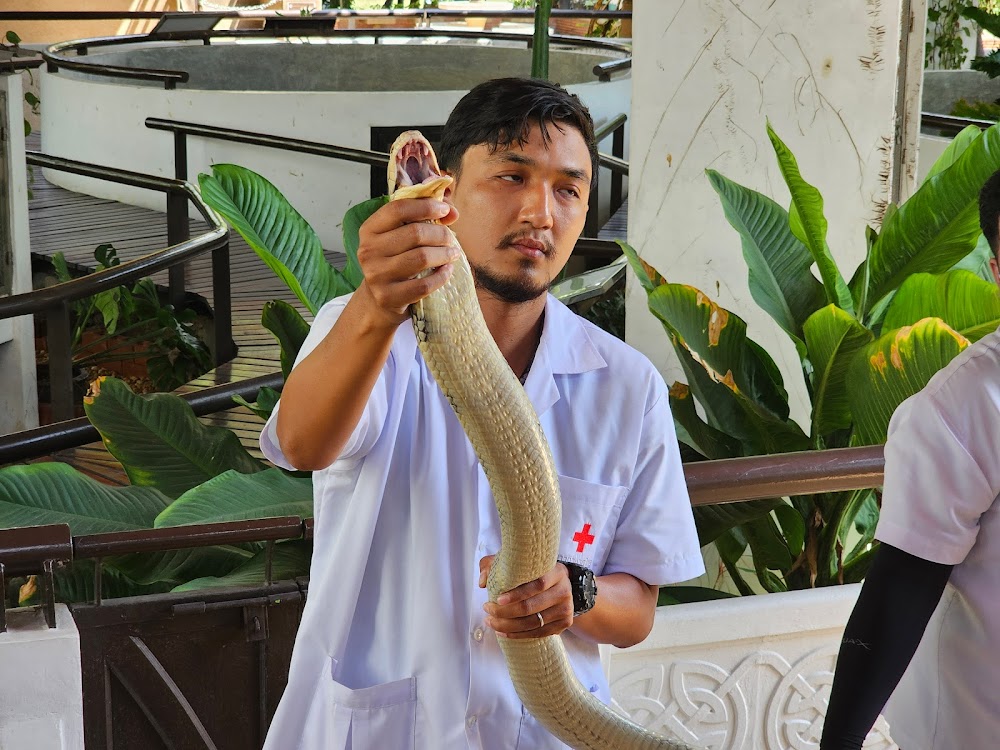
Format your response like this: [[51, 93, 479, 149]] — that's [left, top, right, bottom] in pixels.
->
[[920, 111, 996, 136], [0, 444, 885, 631], [43, 26, 632, 91], [0, 153, 234, 422]]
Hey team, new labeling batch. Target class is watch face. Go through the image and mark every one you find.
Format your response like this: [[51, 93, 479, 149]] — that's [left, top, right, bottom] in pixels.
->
[[565, 562, 597, 616]]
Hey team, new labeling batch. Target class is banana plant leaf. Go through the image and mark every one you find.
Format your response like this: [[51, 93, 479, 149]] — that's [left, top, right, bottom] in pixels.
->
[[232, 386, 281, 423], [262, 299, 311, 379], [84, 377, 264, 500], [342, 196, 386, 289], [155, 468, 313, 528], [766, 123, 853, 314], [803, 305, 875, 437], [199, 164, 352, 315], [668, 382, 741, 459], [48, 562, 174, 604], [694, 498, 786, 548], [658, 586, 739, 606], [705, 169, 826, 343], [647, 282, 790, 419], [921, 125, 983, 185], [172, 540, 312, 593], [883, 270, 1000, 342], [847, 318, 969, 445], [952, 234, 996, 283], [856, 122, 1000, 312]]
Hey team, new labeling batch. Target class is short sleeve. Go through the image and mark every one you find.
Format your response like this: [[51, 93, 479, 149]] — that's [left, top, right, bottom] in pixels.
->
[[260, 294, 392, 471], [601, 382, 705, 585], [876, 389, 997, 566]]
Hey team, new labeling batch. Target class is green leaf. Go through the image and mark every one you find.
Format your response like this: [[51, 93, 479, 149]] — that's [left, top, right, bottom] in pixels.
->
[[261, 300, 311, 379], [618, 240, 666, 295], [693, 497, 785, 547], [648, 283, 790, 419], [706, 169, 826, 339], [922, 125, 983, 184], [668, 381, 741, 459], [766, 123, 853, 314], [155, 468, 312, 528], [93, 288, 121, 335], [110, 545, 253, 587], [774, 504, 805, 558], [198, 165, 351, 315], [0, 462, 168, 532], [84, 377, 264, 500], [5, 30, 21, 44], [803, 305, 874, 437], [342, 196, 386, 289], [848, 318, 969, 445], [172, 541, 311, 592], [233, 386, 281, 422], [52, 562, 174, 604], [658, 586, 739, 606], [858, 122, 1000, 310], [51, 252, 72, 284], [883, 270, 1000, 342], [744, 515, 793, 572], [962, 6, 1000, 40], [952, 233, 996, 282]]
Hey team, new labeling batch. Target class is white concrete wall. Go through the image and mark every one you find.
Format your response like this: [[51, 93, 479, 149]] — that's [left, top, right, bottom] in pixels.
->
[[625, 0, 927, 427], [0, 72, 39, 434], [0, 605, 85, 750], [40, 49, 630, 255], [610, 586, 897, 749]]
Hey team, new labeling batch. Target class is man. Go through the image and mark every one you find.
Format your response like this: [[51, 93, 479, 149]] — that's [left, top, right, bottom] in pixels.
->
[[260, 77, 704, 749], [820, 170, 1000, 749]]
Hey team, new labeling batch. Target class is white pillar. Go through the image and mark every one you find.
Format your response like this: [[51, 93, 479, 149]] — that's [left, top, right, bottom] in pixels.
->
[[625, 0, 927, 426], [0, 605, 85, 750], [0, 70, 39, 434]]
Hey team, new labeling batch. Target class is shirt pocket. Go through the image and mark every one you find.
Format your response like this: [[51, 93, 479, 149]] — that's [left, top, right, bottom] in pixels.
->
[[557, 474, 627, 573], [319, 672, 417, 750]]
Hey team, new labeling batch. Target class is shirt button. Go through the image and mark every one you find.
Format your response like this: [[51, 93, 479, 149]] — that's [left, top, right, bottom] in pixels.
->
[[467, 715, 478, 728], [473, 627, 484, 642]]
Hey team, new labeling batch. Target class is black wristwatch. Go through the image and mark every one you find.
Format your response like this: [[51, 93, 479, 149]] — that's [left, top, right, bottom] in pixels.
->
[[561, 560, 597, 616]]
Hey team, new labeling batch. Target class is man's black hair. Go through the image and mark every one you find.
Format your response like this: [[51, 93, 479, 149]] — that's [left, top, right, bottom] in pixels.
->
[[438, 77, 598, 188], [979, 167, 1000, 257]]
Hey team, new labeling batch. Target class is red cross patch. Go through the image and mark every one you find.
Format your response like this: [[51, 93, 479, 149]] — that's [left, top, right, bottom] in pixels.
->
[[572, 523, 595, 553]]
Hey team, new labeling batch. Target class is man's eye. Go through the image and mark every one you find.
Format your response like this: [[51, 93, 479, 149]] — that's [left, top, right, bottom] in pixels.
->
[[499, 174, 522, 182], [561, 187, 581, 198]]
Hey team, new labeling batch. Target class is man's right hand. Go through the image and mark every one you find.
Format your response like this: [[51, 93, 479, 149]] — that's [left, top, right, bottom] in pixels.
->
[[355, 197, 461, 328]]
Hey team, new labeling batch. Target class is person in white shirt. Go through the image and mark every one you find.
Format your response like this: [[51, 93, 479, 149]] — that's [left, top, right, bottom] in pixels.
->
[[820, 169, 1000, 750], [260, 77, 704, 750]]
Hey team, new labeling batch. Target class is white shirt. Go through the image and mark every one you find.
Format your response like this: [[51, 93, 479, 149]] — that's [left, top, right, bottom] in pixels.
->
[[875, 327, 1000, 750], [260, 292, 705, 750]]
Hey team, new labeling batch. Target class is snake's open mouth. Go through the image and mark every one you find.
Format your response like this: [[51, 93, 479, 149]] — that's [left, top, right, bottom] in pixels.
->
[[394, 137, 443, 189]]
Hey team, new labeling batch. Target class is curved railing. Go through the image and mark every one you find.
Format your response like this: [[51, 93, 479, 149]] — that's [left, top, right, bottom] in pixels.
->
[[43, 26, 631, 90], [0, 153, 232, 422]]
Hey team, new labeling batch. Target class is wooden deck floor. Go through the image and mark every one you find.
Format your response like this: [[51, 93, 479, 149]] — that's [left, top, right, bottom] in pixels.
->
[[23, 142, 627, 485]]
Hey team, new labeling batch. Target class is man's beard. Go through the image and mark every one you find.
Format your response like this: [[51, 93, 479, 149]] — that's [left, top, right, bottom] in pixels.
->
[[469, 232, 556, 304]]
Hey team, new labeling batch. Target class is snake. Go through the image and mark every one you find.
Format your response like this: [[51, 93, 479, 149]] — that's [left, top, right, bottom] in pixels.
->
[[387, 130, 695, 750]]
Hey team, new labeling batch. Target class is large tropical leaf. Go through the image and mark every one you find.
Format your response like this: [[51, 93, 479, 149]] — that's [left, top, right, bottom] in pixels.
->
[[847, 318, 969, 445], [766, 123, 853, 314], [658, 586, 739, 606], [172, 541, 311, 592], [693, 498, 786, 548], [952, 233, 996, 282], [803, 305, 874, 437], [84, 377, 264, 500], [883, 270, 1000, 342], [618, 240, 666, 295], [706, 169, 826, 340], [261, 299, 311, 379], [199, 165, 351, 314], [648, 282, 790, 419], [668, 382, 740, 459], [0, 462, 168, 532], [342, 196, 387, 289], [155, 468, 313, 528], [921, 125, 983, 185], [856, 122, 1000, 311]]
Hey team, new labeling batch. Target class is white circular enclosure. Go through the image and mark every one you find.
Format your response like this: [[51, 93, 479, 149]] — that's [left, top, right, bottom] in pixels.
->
[[41, 36, 631, 253]]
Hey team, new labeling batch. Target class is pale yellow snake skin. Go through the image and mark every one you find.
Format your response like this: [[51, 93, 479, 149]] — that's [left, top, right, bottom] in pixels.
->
[[387, 131, 694, 750]]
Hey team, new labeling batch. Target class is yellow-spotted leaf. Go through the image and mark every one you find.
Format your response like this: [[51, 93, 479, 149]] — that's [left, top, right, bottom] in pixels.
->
[[847, 318, 969, 445], [883, 270, 1000, 343], [803, 305, 874, 437]]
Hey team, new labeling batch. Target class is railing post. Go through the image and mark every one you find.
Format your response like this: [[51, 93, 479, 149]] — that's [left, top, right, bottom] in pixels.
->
[[212, 237, 235, 365], [46, 302, 75, 422], [166, 186, 189, 311], [611, 121, 625, 214], [585, 178, 600, 238], [173, 131, 188, 181]]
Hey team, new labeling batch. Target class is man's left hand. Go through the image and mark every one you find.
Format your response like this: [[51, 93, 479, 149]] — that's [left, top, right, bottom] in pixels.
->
[[479, 555, 575, 639]]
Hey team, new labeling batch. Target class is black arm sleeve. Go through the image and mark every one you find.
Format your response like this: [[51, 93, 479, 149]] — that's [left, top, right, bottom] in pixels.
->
[[819, 543, 954, 750]]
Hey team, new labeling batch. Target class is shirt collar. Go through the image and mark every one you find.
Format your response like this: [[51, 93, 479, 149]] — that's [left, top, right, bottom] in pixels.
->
[[523, 294, 608, 416]]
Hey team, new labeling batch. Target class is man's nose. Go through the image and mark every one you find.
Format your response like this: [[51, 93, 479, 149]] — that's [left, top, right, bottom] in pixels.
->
[[518, 183, 554, 229]]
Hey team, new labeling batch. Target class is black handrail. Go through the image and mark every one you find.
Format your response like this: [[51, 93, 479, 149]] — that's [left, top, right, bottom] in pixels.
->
[[44, 28, 631, 90], [920, 111, 995, 136], [0, 9, 631, 22], [0, 55, 44, 73], [2, 152, 234, 422], [593, 57, 632, 82]]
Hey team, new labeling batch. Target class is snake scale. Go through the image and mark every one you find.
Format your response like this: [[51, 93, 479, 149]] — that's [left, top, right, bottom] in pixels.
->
[[387, 130, 694, 750]]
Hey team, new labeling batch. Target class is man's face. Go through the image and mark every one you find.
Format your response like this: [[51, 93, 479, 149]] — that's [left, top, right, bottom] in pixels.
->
[[444, 123, 592, 304]]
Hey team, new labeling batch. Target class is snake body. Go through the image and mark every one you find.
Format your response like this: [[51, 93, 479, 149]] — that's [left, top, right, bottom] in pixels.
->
[[388, 131, 693, 750]]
